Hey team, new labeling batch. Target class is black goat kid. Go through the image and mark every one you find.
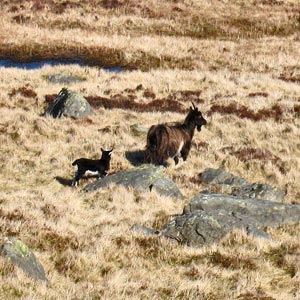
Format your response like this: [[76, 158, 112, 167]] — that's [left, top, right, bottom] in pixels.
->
[[72, 148, 113, 187], [146, 103, 207, 165]]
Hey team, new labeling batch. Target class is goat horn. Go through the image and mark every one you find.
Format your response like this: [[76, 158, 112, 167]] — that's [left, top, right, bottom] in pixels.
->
[[192, 102, 197, 110]]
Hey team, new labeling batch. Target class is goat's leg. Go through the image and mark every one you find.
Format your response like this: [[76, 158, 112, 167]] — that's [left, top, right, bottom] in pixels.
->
[[98, 171, 107, 179], [156, 152, 165, 165], [72, 173, 79, 187], [145, 149, 152, 163], [149, 151, 160, 165], [174, 156, 179, 165], [72, 169, 84, 187], [181, 142, 191, 161]]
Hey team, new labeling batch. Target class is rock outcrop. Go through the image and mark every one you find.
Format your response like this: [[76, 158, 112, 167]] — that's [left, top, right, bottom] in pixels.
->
[[159, 192, 300, 247], [199, 168, 285, 202], [132, 168, 298, 247], [0, 238, 47, 282], [83, 164, 183, 200], [44, 88, 93, 119]]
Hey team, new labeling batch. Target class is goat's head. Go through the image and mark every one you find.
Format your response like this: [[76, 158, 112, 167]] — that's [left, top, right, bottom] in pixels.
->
[[101, 148, 113, 159], [189, 102, 207, 131]]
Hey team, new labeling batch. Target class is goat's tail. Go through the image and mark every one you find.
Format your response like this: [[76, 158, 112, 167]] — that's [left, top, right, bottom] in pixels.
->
[[72, 159, 79, 166], [146, 125, 169, 164], [147, 125, 162, 152]]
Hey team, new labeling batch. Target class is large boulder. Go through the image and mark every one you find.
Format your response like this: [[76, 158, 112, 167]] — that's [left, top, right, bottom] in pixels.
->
[[159, 192, 300, 247], [132, 169, 292, 247], [44, 88, 93, 119], [83, 164, 183, 200], [0, 238, 47, 282], [199, 168, 285, 202]]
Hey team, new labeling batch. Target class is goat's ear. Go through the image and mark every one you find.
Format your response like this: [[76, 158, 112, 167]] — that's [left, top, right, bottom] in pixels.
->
[[189, 106, 193, 111]]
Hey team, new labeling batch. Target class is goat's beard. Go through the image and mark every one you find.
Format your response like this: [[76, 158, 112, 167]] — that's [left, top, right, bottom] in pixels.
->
[[197, 125, 202, 131]]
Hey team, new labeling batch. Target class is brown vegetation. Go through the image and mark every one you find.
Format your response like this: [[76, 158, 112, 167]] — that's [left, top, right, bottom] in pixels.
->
[[208, 102, 284, 122], [226, 147, 287, 174], [9, 85, 37, 98], [248, 92, 269, 98], [1, 0, 300, 71]]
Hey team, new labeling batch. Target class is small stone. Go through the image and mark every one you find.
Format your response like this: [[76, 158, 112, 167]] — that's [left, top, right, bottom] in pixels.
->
[[44, 88, 93, 119], [45, 73, 86, 84], [130, 124, 149, 137]]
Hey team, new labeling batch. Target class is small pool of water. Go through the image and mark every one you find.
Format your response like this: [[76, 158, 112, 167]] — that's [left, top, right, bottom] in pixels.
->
[[0, 59, 123, 72]]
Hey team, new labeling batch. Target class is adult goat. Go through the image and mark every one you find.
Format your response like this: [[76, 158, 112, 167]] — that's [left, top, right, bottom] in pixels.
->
[[146, 103, 207, 165]]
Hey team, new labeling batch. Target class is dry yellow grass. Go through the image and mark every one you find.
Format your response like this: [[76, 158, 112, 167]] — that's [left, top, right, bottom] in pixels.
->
[[1, 1, 300, 299]]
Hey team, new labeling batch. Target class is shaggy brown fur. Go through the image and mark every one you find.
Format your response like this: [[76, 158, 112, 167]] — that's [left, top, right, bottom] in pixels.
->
[[146, 104, 207, 165]]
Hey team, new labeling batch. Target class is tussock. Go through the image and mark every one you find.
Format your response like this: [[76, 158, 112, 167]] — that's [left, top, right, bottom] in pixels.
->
[[226, 147, 287, 174]]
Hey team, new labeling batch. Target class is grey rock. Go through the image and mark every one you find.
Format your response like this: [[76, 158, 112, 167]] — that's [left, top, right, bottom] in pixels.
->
[[160, 192, 300, 247], [44, 88, 93, 119], [130, 124, 149, 137], [45, 73, 86, 84], [83, 164, 183, 200], [160, 210, 270, 247], [184, 192, 300, 226], [232, 183, 285, 202], [199, 168, 285, 202], [200, 168, 248, 186], [130, 224, 160, 236], [0, 238, 47, 282], [132, 169, 290, 246]]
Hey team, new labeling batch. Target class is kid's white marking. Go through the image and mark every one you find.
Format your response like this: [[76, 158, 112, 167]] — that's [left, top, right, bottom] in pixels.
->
[[84, 170, 100, 176]]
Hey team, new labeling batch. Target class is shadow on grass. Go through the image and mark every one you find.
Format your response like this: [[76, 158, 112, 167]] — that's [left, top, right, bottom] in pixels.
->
[[55, 175, 101, 186], [125, 149, 147, 166], [125, 150, 170, 167], [55, 176, 73, 186], [54, 176, 72, 186]]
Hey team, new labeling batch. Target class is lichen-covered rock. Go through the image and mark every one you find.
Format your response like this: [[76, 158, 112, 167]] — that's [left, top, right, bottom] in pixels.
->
[[83, 164, 183, 200], [0, 238, 47, 282], [44, 88, 93, 119], [46, 73, 86, 84], [184, 192, 300, 225], [159, 192, 300, 247], [199, 168, 285, 202], [200, 168, 248, 186], [232, 182, 285, 202], [160, 210, 270, 247]]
